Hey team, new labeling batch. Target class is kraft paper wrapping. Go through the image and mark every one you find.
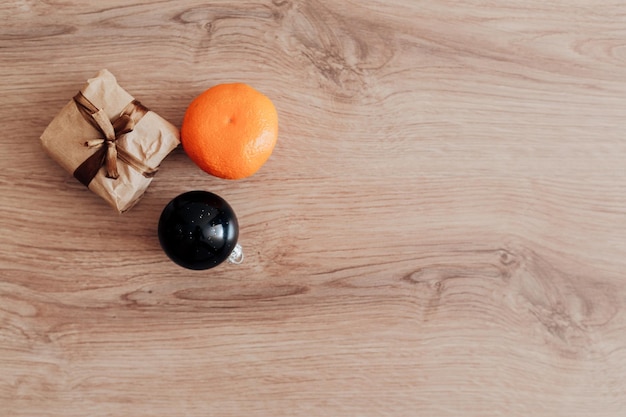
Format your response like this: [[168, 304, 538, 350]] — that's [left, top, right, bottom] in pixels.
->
[[40, 69, 180, 212]]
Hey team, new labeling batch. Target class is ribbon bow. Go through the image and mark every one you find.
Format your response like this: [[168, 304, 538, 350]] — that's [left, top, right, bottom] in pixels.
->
[[72, 92, 157, 186]]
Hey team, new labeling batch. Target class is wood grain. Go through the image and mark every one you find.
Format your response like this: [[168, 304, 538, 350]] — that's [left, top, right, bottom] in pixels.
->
[[1, 0, 626, 415]]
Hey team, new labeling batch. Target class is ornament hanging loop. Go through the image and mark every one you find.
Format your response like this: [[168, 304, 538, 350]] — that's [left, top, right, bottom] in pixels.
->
[[228, 243, 244, 265]]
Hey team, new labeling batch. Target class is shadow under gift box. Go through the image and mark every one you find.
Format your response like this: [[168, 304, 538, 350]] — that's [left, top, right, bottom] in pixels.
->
[[40, 69, 180, 213]]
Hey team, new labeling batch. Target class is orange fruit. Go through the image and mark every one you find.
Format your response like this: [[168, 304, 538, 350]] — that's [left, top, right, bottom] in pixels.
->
[[181, 83, 278, 179]]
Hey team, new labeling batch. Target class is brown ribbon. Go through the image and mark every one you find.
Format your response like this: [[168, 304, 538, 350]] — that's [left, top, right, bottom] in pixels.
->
[[72, 92, 158, 186]]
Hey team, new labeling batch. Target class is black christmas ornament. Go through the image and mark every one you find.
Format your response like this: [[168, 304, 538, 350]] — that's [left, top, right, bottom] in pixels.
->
[[158, 190, 243, 270]]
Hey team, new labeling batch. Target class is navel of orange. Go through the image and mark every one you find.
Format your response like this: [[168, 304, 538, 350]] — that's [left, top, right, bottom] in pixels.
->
[[181, 83, 279, 180]]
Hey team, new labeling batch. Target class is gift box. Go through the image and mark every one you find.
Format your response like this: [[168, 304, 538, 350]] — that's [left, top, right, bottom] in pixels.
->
[[40, 69, 180, 212]]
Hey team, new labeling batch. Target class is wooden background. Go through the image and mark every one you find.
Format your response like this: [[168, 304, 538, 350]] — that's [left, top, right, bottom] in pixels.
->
[[1, 0, 626, 415]]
